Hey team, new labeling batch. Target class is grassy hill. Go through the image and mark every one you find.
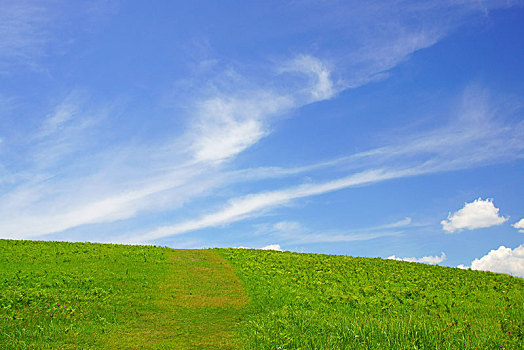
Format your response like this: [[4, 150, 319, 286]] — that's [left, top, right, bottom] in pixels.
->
[[1, 239, 522, 349], [219, 248, 523, 349], [0, 240, 246, 349]]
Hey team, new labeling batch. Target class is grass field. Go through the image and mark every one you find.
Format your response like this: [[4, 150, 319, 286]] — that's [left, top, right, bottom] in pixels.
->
[[1, 239, 523, 349], [0, 240, 245, 349], [218, 248, 523, 349]]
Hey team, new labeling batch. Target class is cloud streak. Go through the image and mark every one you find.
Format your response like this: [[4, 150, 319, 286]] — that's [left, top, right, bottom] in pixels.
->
[[126, 168, 415, 242], [0, 53, 337, 240], [1, 79, 522, 243], [129, 85, 523, 242], [0, 1, 522, 244], [189, 91, 294, 163], [247, 218, 411, 246], [257, 217, 411, 245], [0, 0, 51, 69]]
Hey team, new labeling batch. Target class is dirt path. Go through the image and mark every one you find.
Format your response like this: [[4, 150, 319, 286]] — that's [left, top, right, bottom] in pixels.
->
[[109, 249, 248, 349]]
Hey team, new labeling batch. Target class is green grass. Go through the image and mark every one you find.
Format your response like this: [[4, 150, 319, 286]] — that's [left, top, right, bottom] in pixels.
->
[[0, 240, 245, 349], [217, 248, 524, 349], [1, 240, 522, 349]]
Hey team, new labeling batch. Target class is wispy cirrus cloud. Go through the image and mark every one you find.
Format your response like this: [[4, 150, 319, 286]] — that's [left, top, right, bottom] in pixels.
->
[[292, 0, 518, 90], [128, 84, 523, 243], [264, 217, 411, 245], [0, 53, 338, 240], [189, 91, 294, 163], [1, 77, 522, 242], [348, 85, 524, 172], [182, 0, 514, 168], [185, 52, 343, 164], [0, 0, 118, 70], [125, 168, 414, 243], [1, 1, 522, 244], [279, 55, 337, 102], [0, 0, 51, 69], [39, 90, 87, 137], [234, 218, 410, 249]]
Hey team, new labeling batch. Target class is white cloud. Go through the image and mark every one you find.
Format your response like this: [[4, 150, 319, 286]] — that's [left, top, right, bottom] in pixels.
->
[[39, 91, 86, 137], [0, 1, 115, 69], [1, 2, 523, 243], [372, 217, 412, 230], [273, 221, 303, 234], [126, 89, 511, 238], [126, 168, 416, 242], [131, 95, 523, 241], [261, 244, 283, 251], [2, 81, 522, 243], [265, 218, 411, 244], [279, 55, 336, 102], [441, 198, 508, 233], [352, 84, 524, 174], [461, 245, 524, 278], [279, 1, 514, 93], [0, 165, 222, 240], [295, 231, 402, 244], [190, 92, 293, 163], [388, 252, 446, 265], [512, 218, 524, 233], [274, 217, 412, 235], [234, 244, 283, 251], [0, 1, 51, 68], [187, 54, 337, 165]]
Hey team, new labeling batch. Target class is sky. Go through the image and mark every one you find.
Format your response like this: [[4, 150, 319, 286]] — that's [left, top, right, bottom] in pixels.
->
[[0, 0, 523, 277]]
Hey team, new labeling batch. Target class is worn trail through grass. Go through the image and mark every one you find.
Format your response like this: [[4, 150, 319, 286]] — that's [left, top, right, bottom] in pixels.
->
[[110, 249, 248, 349], [0, 241, 249, 349], [2, 241, 522, 349]]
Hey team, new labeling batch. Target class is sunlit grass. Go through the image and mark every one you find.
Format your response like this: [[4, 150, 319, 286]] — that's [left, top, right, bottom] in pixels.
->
[[218, 248, 524, 349], [1, 240, 522, 349], [0, 240, 245, 349]]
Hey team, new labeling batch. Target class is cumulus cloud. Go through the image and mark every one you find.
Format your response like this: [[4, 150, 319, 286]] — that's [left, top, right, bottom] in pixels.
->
[[512, 218, 524, 233], [441, 198, 508, 233], [459, 245, 524, 278], [234, 244, 283, 251], [261, 244, 283, 251], [387, 252, 446, 265]]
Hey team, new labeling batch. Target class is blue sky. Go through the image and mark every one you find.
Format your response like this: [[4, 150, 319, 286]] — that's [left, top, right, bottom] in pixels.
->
[[1, 1, 523, 276]]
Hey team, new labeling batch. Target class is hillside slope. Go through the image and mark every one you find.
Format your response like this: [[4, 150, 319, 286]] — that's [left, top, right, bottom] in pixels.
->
[[1, 240, 522, 349], [0, 240, 246, 349], [217, 248, 524, 349]]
